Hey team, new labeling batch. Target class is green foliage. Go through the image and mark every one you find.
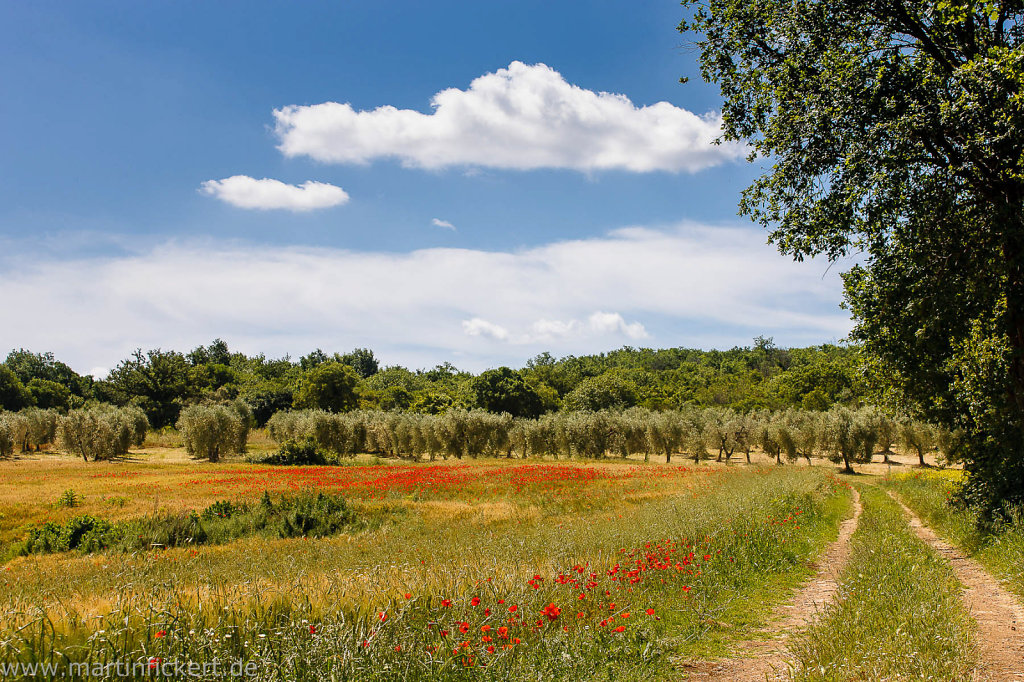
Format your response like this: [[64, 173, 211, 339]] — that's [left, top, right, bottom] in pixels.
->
[[56, 405, 148, 461], [7, 491, 360, 559], [338, 347, 379, 378], [562, 373, 637, 412], [0, 365, 31, 411], [294, 361, 359, 412], [54, 489, 81, 509], [107, 348, 191, 428], [20, 408, 58, 451], [471, 367, 545, 418], [679, 0, 1024, 516], [25, 378, 72, 410], [177, 403, 247, 462], [261, 437, 333, 466]]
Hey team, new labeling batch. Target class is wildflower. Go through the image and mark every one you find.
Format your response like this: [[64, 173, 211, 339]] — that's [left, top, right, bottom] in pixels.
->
[[471, 597, 481, 606], [309, 625, 317, 634], [459, 622, 470, 634], [614, 625, 626, 633], [394, 645, 402, 652], [154, 630, 167, 638], [646, 608, 655, 616], [487, 645, 496, 654], [508, 605, 519, 613], [148, 657, 162, 670], [540, 603, 561, 621], [621, 612, 631, 619], [498, 626, 509, 638], [481, 625, 492, 632], [404, 593, 412, 600], [378, 611, 388, 622], [441, 599, 452, 607]]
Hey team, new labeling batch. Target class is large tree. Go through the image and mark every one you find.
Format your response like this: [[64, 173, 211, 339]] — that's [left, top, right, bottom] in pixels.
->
[[680, 0, 1024, 515]]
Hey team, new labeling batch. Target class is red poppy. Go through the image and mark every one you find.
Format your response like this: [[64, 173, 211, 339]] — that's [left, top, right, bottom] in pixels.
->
[[646, 608, 656, 616], [154, 630, 167, 638], [309, 625, 317, 634], [540, 603, 561, 621], [471, 597, 481, 606], [614, 625, 626, 633]]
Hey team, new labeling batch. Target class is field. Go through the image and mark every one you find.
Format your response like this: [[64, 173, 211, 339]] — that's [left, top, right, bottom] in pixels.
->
[[1, 442, 1021, 680]]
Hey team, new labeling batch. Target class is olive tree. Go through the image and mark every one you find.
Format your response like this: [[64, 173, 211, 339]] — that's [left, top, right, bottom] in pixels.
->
[[57, 406, 145, 461], [177, 404, 245, 462]]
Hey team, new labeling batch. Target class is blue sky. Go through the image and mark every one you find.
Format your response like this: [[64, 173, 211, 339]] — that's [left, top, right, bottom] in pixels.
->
[[0, 1, 852, 376]]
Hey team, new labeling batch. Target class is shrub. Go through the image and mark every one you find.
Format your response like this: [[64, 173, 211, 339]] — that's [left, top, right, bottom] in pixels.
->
[[260, 437, 333, 465], [8, 491, 360, 558], [54, 489, 81, 508]]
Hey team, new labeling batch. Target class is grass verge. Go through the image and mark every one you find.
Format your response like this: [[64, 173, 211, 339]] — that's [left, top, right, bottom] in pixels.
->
[[788, 483, 976, 681]]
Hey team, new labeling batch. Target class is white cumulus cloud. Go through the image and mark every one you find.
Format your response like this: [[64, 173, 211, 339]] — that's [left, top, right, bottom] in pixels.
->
[[431, 218, 456, 230], [273, 61, 743, 173], [199, 175, 350, 211]]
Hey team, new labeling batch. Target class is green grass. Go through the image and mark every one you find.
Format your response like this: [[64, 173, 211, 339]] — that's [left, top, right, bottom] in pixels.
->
[[788, 483, 976, 681], [0, 464, 849, 681], [887, 470, 1024, 600]]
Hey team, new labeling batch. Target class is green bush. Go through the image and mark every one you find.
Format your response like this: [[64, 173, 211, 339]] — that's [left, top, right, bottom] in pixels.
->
[[8, 491, 361, 558], [260, 437, 333, 465]]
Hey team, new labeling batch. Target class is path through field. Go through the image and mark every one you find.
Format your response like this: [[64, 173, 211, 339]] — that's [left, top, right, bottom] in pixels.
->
[[682, 486, 863, 681], [888, 491, 1024, 681]]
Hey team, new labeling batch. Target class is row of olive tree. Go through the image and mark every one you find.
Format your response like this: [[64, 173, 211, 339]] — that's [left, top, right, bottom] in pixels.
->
[[265, 405, 953, 472]]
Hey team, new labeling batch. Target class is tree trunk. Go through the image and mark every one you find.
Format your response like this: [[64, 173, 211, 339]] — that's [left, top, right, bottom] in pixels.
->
[[842, 452, 854, 474], [918, 447, 926, 467]]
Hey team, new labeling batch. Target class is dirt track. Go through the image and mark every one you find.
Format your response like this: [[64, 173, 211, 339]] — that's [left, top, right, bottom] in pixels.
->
[[888, 491, 1024, 681], [681, 486, 863, 681]]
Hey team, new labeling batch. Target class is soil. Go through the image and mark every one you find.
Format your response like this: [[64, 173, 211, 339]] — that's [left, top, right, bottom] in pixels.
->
[[888, 491, 1024, 681], [679, 486, 864, 681]]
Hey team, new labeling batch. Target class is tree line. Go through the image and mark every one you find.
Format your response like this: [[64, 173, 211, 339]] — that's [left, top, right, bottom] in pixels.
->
[[0, 338, 867, 430]]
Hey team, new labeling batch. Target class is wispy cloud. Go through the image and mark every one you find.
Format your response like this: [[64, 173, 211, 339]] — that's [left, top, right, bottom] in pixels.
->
[[0, 223, 851, 373], [431, 218, 456, 230], [199, 175, 349, 211], [274, 61, 744, 173]]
